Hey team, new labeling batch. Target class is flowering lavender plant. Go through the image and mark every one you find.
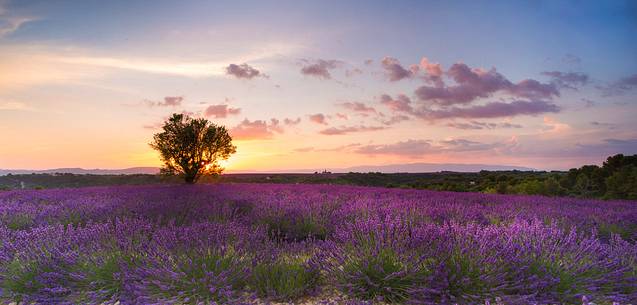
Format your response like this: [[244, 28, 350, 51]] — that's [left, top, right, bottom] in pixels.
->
[[0, 183, 635, 304]]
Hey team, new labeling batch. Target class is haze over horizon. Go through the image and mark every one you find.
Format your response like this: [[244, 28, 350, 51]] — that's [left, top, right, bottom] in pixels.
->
[[1, 0, 637, 172]]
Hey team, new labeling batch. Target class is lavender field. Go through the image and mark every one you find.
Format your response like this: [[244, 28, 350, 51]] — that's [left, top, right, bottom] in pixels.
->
[[0, 183, 636, 304]]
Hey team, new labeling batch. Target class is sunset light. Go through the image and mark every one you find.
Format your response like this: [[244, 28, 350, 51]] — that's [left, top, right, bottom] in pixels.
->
[[0, 1, 636, 303]]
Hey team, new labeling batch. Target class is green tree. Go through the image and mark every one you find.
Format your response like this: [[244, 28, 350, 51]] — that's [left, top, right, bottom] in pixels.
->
[[605, 165, 637, 199], [150, 113, 236, 184]]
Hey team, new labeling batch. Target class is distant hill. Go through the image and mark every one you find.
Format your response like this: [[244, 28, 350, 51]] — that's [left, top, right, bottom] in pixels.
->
[[0, 163, 534, 176], [340, 163, 535, 173], [230, 163, 536, 174], [0, 167, 160, 176]]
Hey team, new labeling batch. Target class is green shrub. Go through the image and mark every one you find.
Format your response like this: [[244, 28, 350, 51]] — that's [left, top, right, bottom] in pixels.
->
[[340, 248, 425, 303], [251, 259, 319, 301], [1, 259, 45, 302]]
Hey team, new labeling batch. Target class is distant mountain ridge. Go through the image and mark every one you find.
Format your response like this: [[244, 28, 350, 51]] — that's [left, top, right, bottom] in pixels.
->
[[0, 167, 160, 176], [341, 163, 535, 173], [0, 163, 535, 176]]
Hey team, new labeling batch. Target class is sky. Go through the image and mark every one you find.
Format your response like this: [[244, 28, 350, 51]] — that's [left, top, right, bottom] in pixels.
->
[[1, 0, 636, 172]]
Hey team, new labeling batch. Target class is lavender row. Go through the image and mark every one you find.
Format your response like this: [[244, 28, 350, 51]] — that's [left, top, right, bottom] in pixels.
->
[[1, 184, 636, 304]]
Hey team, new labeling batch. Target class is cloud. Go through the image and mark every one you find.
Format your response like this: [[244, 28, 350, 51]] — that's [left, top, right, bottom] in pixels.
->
[[338, 102, 376, 113], [415, 63, 559, 105], [300, 59, 343, 79], [500, 122, 524, 129], [319, 125, 386, 135], [576, 138, 637, 155], [0, 16, 34, 37], [294, 147, 315, 152], [446, 120, 523, 130], [381, 114, 410, 125], [419, 100, 560, 120], [581, 98, 596, 108], [308, 113, 328, 125], [419, 57, 444, 86], [0, 1, 36, 38], [283, 117, 301, 125], [225, 63, 267, 79], [542, 116, 571, 133], [356, 138, 508, 156], [204, 104, 241, 118], [381, 56, 417, 81], [356, 140, 434, 156], [562, 54, 582, 65], [600, 74, 637, 96], [145, 96, 184, 107], [335, 113, 349, 120], [345, 68, 363, 77], [0, 100, 32, 111], [268, 118, 284, 133], [542, 71, 589, 89], [590, 121, 617, 129], [439, 139, 499, 152], [380, 94, 414, 113], [230, 119, 279, 140]]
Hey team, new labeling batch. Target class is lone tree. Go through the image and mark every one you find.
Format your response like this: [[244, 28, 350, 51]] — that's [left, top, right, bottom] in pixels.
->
[[150, 113, 236, 183]]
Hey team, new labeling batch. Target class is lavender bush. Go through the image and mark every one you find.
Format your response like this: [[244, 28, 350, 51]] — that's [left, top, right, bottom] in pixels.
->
[[0, 183, 636, 304]]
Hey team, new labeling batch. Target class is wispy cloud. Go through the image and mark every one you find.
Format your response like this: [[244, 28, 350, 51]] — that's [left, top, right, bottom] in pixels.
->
[[0, 100, 33, 111], [144, 96, 184, 107], [419, 100, 560, 120], [319, 125, 386, 135], [338, 102, 376, 113], [541, 71, 589, 89], [0, 42, 298, 90], [599, 74, 637, 96], [0, 1, 36, 38], [446, 120, 523, 130], [356, 138, 509, 156]]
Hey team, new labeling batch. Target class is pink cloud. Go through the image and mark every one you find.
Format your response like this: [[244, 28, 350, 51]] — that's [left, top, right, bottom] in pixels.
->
[[415, 63, 559, 105], [419, 57, 444, 86], [283, 117, 301, 125], [319, 125, 386, 135], [230, 119, 277, 140], [381, 56, 415, 81], [419, 100, 560, 120], [380, 94, 414, 113], [145, 96, 184, 107], [269, 118, 284, 133], [335, 113, 349, 120], [381, 114, 410, 125], [300, 59, 343, 79], [225, 63, 267, 79], [356, 139, 433, 156], [204, 104, 241, 118], [339, 102, 376, 113], [356, 138, 506, 156], [446, 121, 523, 130], [309, 113, 328, 125]]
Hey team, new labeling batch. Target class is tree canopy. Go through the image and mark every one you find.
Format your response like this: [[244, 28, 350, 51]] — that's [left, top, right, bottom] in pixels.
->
[[150, 113, 236, 183]]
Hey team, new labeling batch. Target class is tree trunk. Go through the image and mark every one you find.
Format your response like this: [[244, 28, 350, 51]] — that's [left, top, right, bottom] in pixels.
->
[[184, 173, 196, 184]]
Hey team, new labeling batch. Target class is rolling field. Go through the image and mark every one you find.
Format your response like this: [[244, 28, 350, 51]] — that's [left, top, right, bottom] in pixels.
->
[[0, 184, 636, 304]]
